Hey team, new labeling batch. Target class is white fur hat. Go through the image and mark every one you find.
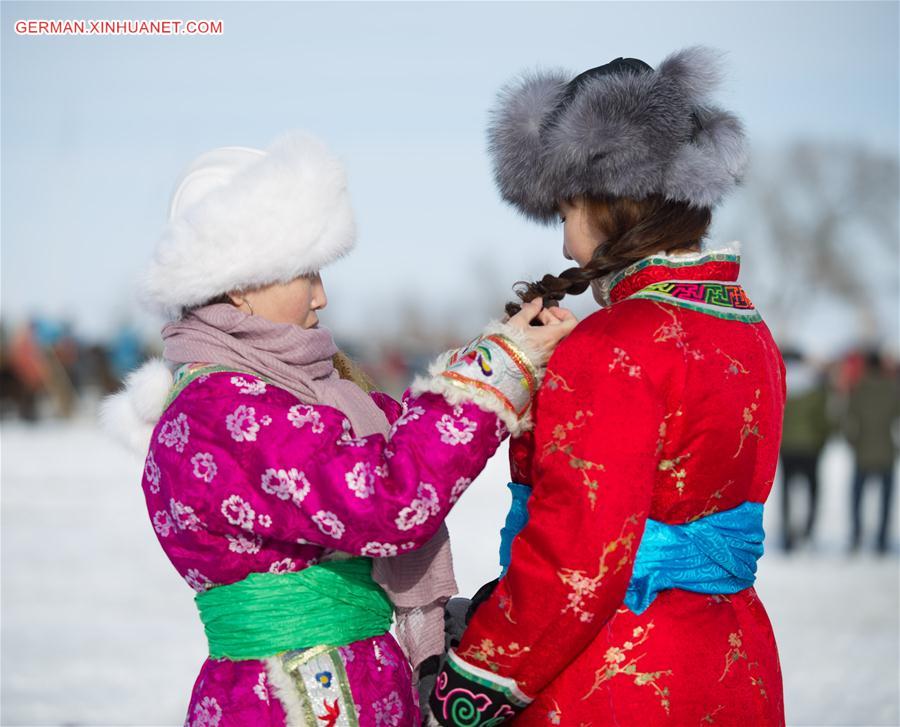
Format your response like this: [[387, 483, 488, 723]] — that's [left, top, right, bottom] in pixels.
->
[[142, 131, 356, 316]]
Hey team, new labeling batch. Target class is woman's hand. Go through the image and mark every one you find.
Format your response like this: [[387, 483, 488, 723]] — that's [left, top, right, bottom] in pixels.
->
[[506, 299, 578, 366]]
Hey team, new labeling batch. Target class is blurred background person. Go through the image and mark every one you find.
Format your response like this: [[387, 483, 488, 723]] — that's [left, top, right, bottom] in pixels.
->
[[779, 348, 834, 551], [843, 350, 899, 555], [3, 319, 51, 421]]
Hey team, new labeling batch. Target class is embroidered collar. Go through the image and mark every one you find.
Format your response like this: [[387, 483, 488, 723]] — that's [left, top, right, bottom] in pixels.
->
[[600, 244, 761, 322]]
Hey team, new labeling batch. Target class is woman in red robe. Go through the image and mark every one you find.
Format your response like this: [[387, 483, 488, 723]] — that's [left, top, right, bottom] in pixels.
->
[[428, 47, 786, 726]]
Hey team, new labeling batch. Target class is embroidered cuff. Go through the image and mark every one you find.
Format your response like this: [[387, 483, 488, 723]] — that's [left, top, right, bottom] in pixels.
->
[[411, 322, 544, 436], [428, 650, 532, 726]]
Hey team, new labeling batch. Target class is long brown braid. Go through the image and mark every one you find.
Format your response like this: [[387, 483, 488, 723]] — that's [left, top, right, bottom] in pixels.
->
[[505, 194, 712, 317]]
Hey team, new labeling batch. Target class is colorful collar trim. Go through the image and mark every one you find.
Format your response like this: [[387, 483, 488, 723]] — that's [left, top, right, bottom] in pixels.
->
[[602, 247, 761, 322], [628, 280, 762, 322], [164, 363, 271, 410], [608, 251, 741, 303]]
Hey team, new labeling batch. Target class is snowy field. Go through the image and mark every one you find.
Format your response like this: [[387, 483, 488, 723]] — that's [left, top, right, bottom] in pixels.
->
[[2, 416, 898, 726]]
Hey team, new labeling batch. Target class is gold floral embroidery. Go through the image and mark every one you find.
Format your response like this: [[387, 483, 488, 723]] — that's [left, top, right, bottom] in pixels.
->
[[718, 632, 769, 700], [497, 591, 517, 625], [734, 389, 762, 458], [655, 408, 683, 457], [658, 453, 692, 495], [689, 480, 734, 522], [541, 410, 592, 458], [719, 630, 748, 681], [457, 638, 531, 674], [701, 705, 726, 724], [652, 303, 703, 361], [609, 347, 642, 378], [545, 699, 563, 725], [583, 622, 673, 714], [747, 661, 769, 701], [715, 347, 748, 376], [558, 515, 641, 622], [545, 369, 575, 393], [541, 410, 605, 509]]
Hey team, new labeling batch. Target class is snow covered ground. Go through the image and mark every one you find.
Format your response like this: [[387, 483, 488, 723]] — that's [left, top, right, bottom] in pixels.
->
[[2, 417, 897, 726]]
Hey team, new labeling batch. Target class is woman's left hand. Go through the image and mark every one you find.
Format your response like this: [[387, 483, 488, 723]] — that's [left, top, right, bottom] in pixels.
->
[[506, 299, 578, 366]]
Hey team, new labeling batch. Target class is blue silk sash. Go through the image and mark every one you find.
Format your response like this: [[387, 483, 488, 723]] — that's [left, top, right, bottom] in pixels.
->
[[499, 483, 532, 577], [624, 501, 764, 613], [498, 484, 764, 614]]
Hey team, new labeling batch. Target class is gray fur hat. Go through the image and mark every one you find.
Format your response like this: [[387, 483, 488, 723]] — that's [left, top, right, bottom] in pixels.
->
[[488, 46, 748, 223]]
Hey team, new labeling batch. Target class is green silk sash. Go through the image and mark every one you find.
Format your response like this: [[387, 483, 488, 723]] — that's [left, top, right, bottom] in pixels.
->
[[195, 558, 394, 661]]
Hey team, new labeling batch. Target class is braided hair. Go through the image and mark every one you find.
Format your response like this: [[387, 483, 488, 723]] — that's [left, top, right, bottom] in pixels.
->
[[505, 194, 711, 318]]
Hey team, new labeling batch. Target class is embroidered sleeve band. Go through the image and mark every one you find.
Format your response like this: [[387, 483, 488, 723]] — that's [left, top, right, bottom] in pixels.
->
[[411, 324, 545, 436], [428, 649, 532, 726]]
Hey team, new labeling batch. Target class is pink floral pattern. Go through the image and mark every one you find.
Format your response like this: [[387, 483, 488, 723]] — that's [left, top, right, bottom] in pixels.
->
[[144, 450, 161, 493], [252, 671, 269, 703], [158, 412, 190, 452], [230, 375, 267, 396], [191, 452, 217, 483], [361, 541, 399, 557], [185, 568, 214, 592], [287, 403, 324, 433], [373, 690, 405, 725], [260, 467, 310, 505], [436, 413, 478, 446], [312, 510, 346, 539], [189, 695, 222, 727], [346, 461, 375, 499], [153, 510, 175, 537], [220, 494, 255, 531], [395, 482, 440, 531], [142, 369, 507, 726], [267, 557, 297, 574], [449, 476, 472, 504], [170, 498, 202, 532], [226, 533, 262, 554], [226, 404, 259, 442]]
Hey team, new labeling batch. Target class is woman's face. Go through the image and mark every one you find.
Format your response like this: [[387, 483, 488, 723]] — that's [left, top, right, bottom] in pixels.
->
[[560, 198, 608, 267], [229, 273, 327, 328]]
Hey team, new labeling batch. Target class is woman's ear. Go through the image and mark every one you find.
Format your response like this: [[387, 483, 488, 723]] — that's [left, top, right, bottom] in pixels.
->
[[227, 288, 253, 305], [225, 290, 254, 315]]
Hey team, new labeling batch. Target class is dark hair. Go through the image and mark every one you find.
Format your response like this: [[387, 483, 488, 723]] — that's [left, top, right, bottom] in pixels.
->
[[505, 194, 712, 317], [179, 292, 233, 319], [205, 293, 233, 306]]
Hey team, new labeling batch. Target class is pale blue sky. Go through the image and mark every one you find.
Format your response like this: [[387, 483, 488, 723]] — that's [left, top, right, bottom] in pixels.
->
[[2, 1, 898, 342]]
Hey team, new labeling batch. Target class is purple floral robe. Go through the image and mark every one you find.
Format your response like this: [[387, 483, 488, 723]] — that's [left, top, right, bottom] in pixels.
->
[[142, 368, 506, 726]]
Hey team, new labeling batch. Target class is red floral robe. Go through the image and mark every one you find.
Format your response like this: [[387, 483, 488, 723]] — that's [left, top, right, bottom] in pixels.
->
[[433, 250, 786, 726]]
